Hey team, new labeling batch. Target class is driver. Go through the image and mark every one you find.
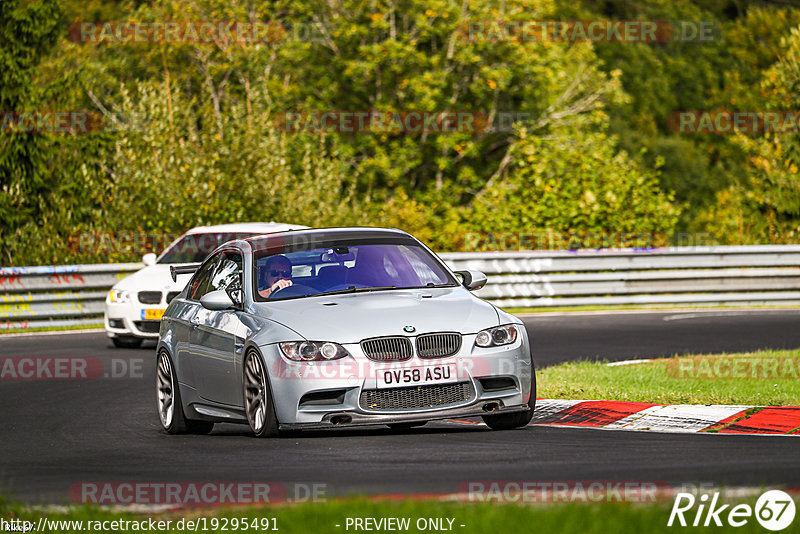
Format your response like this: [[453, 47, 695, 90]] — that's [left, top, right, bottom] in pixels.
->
[[259, 255, 293, 298]]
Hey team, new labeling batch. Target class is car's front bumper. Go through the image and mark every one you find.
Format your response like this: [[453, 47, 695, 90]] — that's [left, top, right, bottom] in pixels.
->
[[278, 401, 530, 430], [262, 329, 534, 425], [105, 302, 165, 339]]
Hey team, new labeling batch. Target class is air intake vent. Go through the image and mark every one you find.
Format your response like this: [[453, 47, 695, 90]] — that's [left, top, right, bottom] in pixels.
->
[[133, 320, 160, 333], [416, 332, 461, 358], [361, 336, 413, 361], [360, 382, 474, 411], [478, 376, 517, 392], [138, 291, 162, 304]]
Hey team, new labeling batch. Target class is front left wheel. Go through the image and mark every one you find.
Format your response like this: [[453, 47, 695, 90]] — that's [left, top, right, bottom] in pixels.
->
[[482, 368, 537, 431], [243, 350, 280, 438], [156, 350, 214, 434]]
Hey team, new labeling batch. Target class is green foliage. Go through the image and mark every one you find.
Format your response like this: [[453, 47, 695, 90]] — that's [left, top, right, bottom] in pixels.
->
[[2, 496, 791, 534], [699, 26, 800, 244], [538, 348, 800, 406], [559, 1, 800, 237], [469, 126, 678, 246], [3, 0, 800, 265]]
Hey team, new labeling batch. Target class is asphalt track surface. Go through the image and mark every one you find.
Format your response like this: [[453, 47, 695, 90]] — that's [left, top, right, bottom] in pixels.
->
[[1, 309, 799, 504]]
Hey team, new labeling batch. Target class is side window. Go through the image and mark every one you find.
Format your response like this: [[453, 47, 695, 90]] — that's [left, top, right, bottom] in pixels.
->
[[210, 253, 242, 293], [188, 256, 219, 301]]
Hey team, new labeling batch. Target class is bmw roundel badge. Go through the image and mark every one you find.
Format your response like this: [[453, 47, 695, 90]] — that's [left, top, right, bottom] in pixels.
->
[[403, 325, 416, 333]]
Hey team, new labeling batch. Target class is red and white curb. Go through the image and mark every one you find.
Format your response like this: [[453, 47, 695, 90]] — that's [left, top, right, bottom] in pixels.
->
[[451, 400, 800, 435], [531, 399, 800, 435]]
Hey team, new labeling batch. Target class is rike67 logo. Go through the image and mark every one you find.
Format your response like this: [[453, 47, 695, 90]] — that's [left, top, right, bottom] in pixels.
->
[[668, 490, 796, 531]]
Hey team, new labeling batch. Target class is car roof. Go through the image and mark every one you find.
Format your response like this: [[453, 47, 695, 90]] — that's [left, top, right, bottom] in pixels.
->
[[184, 222, 308, 235], [242, 227, 411, 247]]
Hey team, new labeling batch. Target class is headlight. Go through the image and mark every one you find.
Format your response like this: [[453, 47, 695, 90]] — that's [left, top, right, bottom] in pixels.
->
[[279, 341, 349, 361], [475, 325, 518, 347], [107, 289, 131, 304]]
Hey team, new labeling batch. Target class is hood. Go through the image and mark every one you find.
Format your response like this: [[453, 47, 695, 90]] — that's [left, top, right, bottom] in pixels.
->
[[112, 264, 193, 294], [251, 288, 500, 343]]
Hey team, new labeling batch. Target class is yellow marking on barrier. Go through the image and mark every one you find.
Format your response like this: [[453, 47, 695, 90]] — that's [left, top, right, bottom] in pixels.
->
[[0, 303, 33, 316], [53, 301, 82, 311], [0, 293, 34, 303]]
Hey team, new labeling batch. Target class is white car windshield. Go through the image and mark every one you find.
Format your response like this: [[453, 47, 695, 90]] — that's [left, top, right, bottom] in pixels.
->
[[158, 233, 257, 264]]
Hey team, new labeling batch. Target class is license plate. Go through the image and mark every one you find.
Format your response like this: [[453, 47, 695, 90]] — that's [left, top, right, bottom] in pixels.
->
[[376, 363, 457, 389], [141, 309, 165, 320]]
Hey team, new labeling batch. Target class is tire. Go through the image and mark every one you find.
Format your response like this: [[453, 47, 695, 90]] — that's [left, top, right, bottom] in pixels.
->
[[156, 350, 214, 435], [482, 367, 537, 431], [243, 349, 280, 438], [112, 336, 143, 349], [389, 422, 427, 430]]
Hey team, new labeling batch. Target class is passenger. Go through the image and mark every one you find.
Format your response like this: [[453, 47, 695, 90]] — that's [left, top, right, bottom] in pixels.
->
[[259, 255, 293, 298]]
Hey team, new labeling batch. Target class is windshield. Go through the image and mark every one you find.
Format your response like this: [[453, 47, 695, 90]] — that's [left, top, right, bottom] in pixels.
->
[[254, 242, 457, 301], [157, 232, 257, 264]]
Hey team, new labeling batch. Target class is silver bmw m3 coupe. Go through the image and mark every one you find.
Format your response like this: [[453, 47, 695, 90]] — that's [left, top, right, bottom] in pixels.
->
[[156, 227, 535, 437]]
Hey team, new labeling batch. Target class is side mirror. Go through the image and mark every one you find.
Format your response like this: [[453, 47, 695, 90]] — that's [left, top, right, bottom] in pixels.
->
[[200, 289, 234, 311], [227, 288, 243, 307], [142, 253, 157, 266], [454, 270, 488, 291]]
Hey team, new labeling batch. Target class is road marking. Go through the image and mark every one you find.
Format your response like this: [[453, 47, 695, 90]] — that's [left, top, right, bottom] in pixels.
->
[[606, 359, 656, 367], [605, 405, 753, 433], [662, 312, 752, 321], [0, 328, 105, 339]]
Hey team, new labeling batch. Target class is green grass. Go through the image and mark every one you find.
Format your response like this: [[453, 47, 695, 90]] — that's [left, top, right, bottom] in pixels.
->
[[537, 349, 800, 406], [2, 496, 793, 534]]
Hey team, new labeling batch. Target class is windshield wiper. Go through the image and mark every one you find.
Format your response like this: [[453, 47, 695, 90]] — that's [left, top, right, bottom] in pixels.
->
[[401, 283, 457, 289], [354, 285, 397, 292], [314, 285, 397, 297]]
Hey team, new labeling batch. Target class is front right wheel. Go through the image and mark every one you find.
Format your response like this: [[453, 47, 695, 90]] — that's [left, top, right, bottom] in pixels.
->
[[243, 350, 280, 437]]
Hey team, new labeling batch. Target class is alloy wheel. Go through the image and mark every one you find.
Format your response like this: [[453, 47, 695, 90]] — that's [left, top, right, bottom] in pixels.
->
[[156, 351, 175, 428], [244, 352, 268, 433]]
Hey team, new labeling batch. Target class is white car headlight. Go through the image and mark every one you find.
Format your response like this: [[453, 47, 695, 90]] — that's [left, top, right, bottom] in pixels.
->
[[107, 289, 131, 304], [279, 341, 349, 361], [475, 324, 518, 347]]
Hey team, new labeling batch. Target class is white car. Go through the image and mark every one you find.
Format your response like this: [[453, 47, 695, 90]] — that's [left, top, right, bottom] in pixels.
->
[[104, 222, 307, 348]]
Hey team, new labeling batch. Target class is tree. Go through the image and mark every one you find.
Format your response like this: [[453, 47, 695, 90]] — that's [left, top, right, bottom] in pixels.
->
[[699, 26, 800, 243], [468, 123, 679, 249]]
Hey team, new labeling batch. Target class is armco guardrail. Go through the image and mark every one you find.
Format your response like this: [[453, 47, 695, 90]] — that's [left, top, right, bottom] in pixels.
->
[[0, 263, 141, 330], [1, 245, 799, 330], [440, 245, 800, 308]]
